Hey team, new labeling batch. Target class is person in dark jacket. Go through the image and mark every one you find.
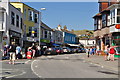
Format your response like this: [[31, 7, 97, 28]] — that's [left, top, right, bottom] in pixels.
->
[[8, 42, 16, 64]]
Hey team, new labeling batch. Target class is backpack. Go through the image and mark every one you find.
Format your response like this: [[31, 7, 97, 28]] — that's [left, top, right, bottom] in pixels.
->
[[109, 48, 116, 54]]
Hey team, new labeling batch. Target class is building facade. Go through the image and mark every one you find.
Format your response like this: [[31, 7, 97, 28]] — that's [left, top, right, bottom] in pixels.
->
[[40, 22, 53, 47], [11, 2, 40, 48], [0, 0, 23, 50], [93, 0, 120, 51]]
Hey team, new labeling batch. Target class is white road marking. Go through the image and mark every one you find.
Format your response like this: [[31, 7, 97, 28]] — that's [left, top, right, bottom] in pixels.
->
[[90, 63, 93, 64], [101, 66, 104, 68], [4, 70, 26, 78], [35, 66, 38, 68], [25, 60, 31, 64], [31, 60, 42, 78]]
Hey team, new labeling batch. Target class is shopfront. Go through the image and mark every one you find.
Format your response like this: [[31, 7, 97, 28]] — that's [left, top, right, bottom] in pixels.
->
[[112, 32, 120, 46], [9, 30, 21, 45], [40, 39, 50, 47]]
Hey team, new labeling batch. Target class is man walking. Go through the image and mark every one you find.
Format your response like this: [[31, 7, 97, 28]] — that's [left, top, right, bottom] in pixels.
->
[[8, 42, 16, 64], [16, 44, 22, 59]]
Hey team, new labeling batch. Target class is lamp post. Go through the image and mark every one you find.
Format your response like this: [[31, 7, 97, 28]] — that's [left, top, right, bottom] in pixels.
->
[[39, 8, 46, 46]]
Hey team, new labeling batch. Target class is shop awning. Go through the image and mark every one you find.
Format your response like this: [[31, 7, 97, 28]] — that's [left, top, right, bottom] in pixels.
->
[[68, 44, 80, 47], [53, 43, 60, 46]]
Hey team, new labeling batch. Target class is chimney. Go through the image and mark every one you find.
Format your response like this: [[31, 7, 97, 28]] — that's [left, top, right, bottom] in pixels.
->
[[63, 25, 67, 30], [71, 29, 74, 33], [57, 24, 61, 30]]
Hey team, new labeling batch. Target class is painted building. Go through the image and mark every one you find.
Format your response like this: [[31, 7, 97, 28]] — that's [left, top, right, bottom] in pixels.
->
[[0, 7, 6, 50], [52, 25, 63, 46], [10, 2, 40, 48], [40, 22, 53, 47], [63, 32, 76, 44], [93, 0, 120, 51], [0, 0, 23, 50]]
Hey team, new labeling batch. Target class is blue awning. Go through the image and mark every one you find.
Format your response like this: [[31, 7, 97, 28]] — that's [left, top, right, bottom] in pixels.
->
[[53, 43, 60, 46]]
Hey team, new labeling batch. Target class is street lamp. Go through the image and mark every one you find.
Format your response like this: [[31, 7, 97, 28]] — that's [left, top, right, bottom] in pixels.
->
[[39, 8, 46, 46]]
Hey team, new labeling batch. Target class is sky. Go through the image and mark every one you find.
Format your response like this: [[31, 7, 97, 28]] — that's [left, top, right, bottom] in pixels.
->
[[23, 2, 99, 31]]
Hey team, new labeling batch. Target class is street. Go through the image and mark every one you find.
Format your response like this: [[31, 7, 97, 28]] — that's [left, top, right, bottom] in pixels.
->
[[0, 53, 119, 80]]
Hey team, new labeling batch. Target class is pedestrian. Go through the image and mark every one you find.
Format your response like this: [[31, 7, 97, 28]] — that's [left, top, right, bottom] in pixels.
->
[[2, 45, 8, 60], [86, 47, 90, 58], [96, 46, 100, 56], [104, 45, 110, 61], [109, 46, 116, 61], [93, 47, 96, 55], [31, 44, 36, 58], [8, 42, 16, 65], [36, 45, 41, 56], [16, 44, 22, 59], [3, 45, 7, 57], [90, 47, 93, 55]]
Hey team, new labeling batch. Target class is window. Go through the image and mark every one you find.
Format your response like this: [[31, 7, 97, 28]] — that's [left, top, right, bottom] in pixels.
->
[[11, 12, 15, 25], [16, 15, 19, 27], [49, 31, 52, 39], [110, 9, 115, 25], [117, 9, 120, 23], [20, 18, 22, 29], [24, 9, 26, 20], [102, 14, 107, 28], [44, 31, 47, 38], [34, 28, 37, 37], [94, 18, 98, 30], [28, 10, 34, 21], [28, 27, 32, 37], [34, 13, 38, 23]]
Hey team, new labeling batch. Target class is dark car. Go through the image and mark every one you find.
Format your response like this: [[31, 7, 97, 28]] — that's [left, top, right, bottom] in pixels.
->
[[71, 48, 77, 53], [44, 48, 57, 55], [55, 47, 63, 54]]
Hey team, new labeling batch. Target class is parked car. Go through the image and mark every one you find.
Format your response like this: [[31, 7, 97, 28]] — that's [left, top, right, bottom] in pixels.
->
[[62, 47, 71, 53], [114, 46, 120, 57], [44, 48, 57, 55], [70, 48, 78, 53], [55, 47, 63, 54]]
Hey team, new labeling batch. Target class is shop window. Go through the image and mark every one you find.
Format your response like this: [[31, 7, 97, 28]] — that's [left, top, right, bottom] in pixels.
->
[[16, 15, 19, 27], [117, 9, 120, 23], [11, 11, 15, 25]]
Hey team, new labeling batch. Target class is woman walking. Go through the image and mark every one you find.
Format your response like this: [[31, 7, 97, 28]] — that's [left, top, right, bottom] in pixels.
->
[[109, 46, 116, 61]]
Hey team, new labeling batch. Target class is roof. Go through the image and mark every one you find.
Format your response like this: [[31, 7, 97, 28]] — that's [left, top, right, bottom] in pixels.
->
[[93, 9, 110, 18], [93, 13, 102, 18], [10, 2, 39, 12]]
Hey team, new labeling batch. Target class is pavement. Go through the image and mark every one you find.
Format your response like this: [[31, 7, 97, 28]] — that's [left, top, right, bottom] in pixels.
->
[[75, 53, 119, 72]]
